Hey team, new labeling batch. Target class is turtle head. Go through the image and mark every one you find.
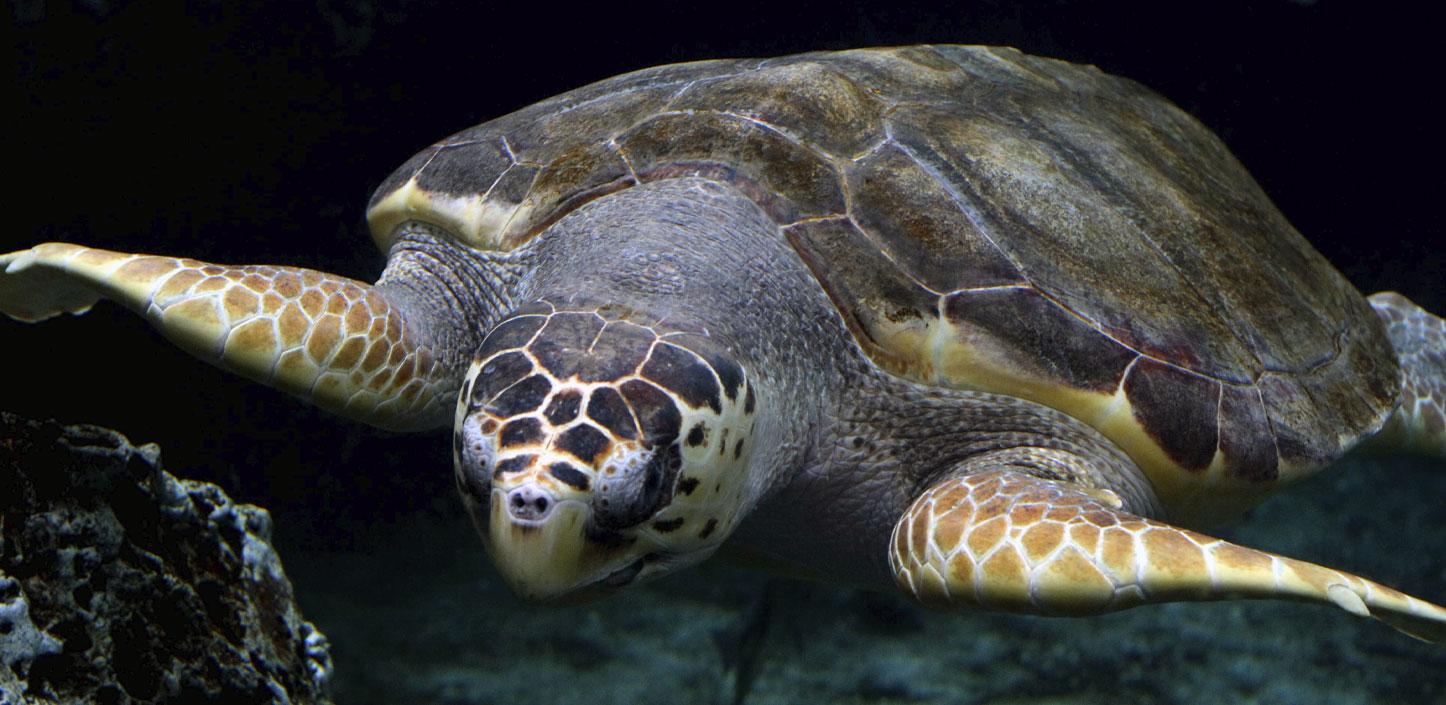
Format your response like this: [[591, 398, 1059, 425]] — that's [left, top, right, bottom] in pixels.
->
[[451, 302, 760, 602]]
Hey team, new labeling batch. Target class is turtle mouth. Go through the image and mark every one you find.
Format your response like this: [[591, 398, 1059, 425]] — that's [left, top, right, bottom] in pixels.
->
[[601, 556, 648, 587], [586, 550, 676, 592], [535, 552, 668, 605]]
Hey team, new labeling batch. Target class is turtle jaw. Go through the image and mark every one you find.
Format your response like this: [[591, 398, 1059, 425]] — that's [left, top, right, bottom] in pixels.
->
[[484, 493, 610, 602], [481, 488, 678, 604]]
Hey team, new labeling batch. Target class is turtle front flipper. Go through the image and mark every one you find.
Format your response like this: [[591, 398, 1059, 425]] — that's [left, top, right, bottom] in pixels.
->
[[889, 456, 1446, 642], [0, 242, 450, 430]]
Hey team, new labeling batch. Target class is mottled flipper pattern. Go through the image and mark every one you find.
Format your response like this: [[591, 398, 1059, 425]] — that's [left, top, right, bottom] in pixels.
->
[[891, 466, 1446, 642], [0, 243, 450, 430], [1369, 291, 1446, 456]]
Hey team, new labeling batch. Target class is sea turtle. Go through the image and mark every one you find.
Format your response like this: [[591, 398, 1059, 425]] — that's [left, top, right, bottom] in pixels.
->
[[3, 45, 1443, 640]]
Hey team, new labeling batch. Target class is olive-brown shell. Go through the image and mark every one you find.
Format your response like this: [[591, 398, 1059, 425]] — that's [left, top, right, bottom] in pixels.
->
[[366, 45, 1398, 524]]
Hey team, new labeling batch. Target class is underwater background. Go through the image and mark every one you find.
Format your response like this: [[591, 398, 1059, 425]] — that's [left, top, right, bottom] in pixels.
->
[[6, 1, 1444, 702]]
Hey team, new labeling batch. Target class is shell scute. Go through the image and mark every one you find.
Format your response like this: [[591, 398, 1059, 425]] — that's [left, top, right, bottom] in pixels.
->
[[668, 60, 886, 157], [1122, 359, 1222, 472], [414, 139, 514, 197], [783, 217, 936, 371], [845, 139, 1023, 292], [1218, 385, 1278, 482], [888, 101, 1260, 385], [526, 141, 632, 205], [618, 111, 844, 221], [819, 46, 985, 103], [941, 287, 1135, 395]]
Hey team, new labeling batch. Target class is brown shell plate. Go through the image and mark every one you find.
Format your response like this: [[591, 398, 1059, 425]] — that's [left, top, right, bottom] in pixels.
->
[[366, 46, 1399, 524]]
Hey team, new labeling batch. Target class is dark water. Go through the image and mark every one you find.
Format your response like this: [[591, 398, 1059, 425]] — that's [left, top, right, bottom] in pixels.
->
[[7, 2, 1445, 703]]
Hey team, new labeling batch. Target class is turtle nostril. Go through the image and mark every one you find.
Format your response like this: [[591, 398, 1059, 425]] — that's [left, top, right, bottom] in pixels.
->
[[506, 485, 557, 522]]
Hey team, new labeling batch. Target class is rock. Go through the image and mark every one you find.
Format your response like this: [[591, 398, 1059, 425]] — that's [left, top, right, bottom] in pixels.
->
[[0, 412, 332, 704]]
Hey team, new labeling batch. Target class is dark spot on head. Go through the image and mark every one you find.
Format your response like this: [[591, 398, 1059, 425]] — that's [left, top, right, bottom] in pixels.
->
[[549, 462, 591, 491], [678, 477, 700, 495], [470, 351, 534, 407], [686, 422, 708, 447], [652, 517, 684, 532], [851, 436, 865, 449], [481, 419, 498, 434], [667, 334, 744, 400], [641, 342, 722, 412], [733, 438, 744, 460], [744, 385, 756, 414], [543, 389, 583, 425], [698, 518, 718, 539], [587, 386, 638, 440], [500, 418, 544, 447], [486, 374, 552, 417], [584, 525, 636, 550], [556, 424, 612, 465], [711, 357, 743, 401], [578, 322, 656, 383], [719, 428, 730, 456], [620, 379, 682, 447], [530, 312, 605, 378], [494, 454, 535, 477], [478, 315, 547, 359]]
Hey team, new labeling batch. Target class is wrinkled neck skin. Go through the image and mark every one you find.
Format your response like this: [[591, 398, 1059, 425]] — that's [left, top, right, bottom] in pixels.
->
[[374, 222, 534, 396], [518, 177, 847, 520]]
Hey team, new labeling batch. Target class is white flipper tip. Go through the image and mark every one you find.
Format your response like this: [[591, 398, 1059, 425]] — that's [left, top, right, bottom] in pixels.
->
[[0, 248, 101, 322], [2, 249, 39, 273], [1326, 583, 1370, 617]]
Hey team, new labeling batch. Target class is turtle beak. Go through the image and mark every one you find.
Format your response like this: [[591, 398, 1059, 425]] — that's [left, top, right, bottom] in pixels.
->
[[484, 484, 642, 603]]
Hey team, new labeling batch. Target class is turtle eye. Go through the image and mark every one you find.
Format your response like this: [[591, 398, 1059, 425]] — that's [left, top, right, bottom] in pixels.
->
[[592, 443, 681, 529]]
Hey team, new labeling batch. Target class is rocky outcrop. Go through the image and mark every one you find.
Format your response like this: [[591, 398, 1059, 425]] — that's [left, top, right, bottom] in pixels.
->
[[0, 413, 331, 703]]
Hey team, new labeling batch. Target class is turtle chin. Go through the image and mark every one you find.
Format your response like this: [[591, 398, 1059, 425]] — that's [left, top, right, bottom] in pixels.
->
[[482, 495, 607, 603], [478, 492, 701, 603]]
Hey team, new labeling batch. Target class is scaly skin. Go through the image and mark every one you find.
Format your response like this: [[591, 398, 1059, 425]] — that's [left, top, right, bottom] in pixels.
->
[[1369, 291, 1446, 455], [0, 242, 452, 429], [891, 463, 1446, 641]]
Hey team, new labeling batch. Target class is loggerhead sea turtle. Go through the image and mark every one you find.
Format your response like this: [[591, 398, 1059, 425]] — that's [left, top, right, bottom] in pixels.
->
[[2, 46, 1443, 640]]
